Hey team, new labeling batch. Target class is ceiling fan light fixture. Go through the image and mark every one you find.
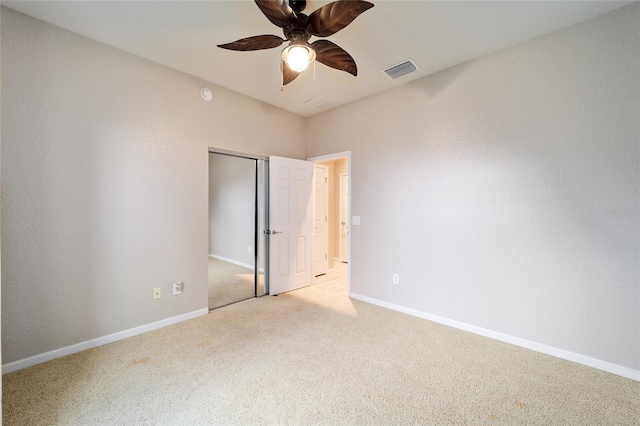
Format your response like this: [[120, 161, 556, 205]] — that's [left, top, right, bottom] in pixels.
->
[[282, 45, 316, 73], [218, 0, 374, 86]]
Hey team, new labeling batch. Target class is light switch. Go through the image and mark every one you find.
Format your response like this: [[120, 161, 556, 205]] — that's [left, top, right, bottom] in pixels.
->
[[352, 216, 361, 226]]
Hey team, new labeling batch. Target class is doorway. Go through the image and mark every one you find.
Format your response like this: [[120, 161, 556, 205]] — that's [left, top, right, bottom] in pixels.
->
[[208, 150, 268, 309], [309, 152, 351, 292]]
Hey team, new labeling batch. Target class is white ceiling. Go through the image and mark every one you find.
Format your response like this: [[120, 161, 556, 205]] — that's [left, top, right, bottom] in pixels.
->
[[4, 0, 633, 117]]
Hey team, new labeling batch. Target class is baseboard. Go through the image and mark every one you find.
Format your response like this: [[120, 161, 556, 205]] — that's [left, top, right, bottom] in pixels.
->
[[2, 308, 209, 375], [209, 254, 254, 270], [349, 292, 639, 382]]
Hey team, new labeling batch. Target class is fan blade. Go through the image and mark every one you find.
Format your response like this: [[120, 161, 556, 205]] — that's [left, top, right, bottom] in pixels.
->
[[282, 61, 300, 85], [307, 0, 374, 37], [255, 0, 298, 29], [311, 40, 357, 76], [218, 35, 285, 51]]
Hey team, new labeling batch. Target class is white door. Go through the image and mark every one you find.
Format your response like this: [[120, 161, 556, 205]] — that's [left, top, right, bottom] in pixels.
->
[[339, 173, 349, 263], [269, 156, 314, 295], [312, 165, 329, 277]]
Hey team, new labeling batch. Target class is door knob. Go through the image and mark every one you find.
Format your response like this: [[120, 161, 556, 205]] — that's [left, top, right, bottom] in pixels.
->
[[341, 221, 346, 225], [272, 230, 282, 235]]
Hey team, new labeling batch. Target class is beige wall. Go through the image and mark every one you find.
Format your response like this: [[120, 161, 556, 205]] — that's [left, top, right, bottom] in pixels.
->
[[1, 7, 305, 365], [307, 4, 640, 373]]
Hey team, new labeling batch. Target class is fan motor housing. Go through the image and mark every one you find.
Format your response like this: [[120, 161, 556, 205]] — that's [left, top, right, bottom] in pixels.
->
[[283, 13, 312, 44]]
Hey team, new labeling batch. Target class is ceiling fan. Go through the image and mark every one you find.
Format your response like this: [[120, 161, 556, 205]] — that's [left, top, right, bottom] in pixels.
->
[[218, 0, 374, 86]]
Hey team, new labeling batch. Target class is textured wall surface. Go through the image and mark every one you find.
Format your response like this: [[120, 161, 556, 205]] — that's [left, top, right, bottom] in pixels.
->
[[1, 8, 305, 364], [307, 4, 640, 371]]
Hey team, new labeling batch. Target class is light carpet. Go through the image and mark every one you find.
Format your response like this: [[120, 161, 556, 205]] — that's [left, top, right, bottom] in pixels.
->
[[208, 257, 255, 309], [3, 263, 639, 425]]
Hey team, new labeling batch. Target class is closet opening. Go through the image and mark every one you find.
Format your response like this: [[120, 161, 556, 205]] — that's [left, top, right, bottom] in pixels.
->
[[208, 150, 268, 309]]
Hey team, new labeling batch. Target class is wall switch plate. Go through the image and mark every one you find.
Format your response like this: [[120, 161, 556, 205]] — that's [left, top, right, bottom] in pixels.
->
[[352, 216, 361, 226], [153, 287, 162, 299], [392, 274, 400, 285], [173, 282, 183, 295]]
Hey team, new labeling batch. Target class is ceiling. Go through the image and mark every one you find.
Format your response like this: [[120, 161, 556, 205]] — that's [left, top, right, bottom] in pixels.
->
[[4, 0, 633, 117]]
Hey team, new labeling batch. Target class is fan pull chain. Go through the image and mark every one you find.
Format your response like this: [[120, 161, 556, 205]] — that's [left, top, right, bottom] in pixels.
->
[[280, 61, 284, 92]]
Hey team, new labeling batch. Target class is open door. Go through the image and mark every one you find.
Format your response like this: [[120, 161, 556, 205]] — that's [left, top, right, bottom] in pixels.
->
[[268, 156, 313, 295]]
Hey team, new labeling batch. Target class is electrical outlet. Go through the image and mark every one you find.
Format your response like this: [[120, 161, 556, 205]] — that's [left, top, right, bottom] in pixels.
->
[[248, 246, 252, 254], [392, 274, 400, 285], [173, 281, 183, 295], [153, 287, 162, 299]]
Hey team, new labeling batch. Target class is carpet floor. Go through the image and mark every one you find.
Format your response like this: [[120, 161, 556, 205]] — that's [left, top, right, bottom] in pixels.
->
[[3, 263, 639, 425], [208, 257, 256, 309]]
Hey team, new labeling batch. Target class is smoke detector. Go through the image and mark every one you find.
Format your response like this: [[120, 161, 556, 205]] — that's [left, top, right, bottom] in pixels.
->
[[200, 88, 213, 101]]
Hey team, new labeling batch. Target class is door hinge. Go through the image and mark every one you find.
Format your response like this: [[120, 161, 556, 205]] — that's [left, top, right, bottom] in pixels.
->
[[324, 177, 328, 183], [325, 254, 328, 260]]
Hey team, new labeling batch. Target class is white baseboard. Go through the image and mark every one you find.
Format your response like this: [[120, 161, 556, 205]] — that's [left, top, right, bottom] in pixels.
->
[[2, 308, 209, 375], [209, 254, 254, 270], [349, 292, 639, 382], [209, 254, 264, 273]]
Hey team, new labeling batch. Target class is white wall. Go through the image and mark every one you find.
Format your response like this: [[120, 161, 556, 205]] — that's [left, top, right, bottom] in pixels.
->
[[1, 8, 305, 365], [209, 153, 255, 267], [307, 4, 639, 375]]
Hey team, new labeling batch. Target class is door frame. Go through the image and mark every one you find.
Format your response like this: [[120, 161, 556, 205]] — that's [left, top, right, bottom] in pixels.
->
[[307, 151, 352, 294]]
